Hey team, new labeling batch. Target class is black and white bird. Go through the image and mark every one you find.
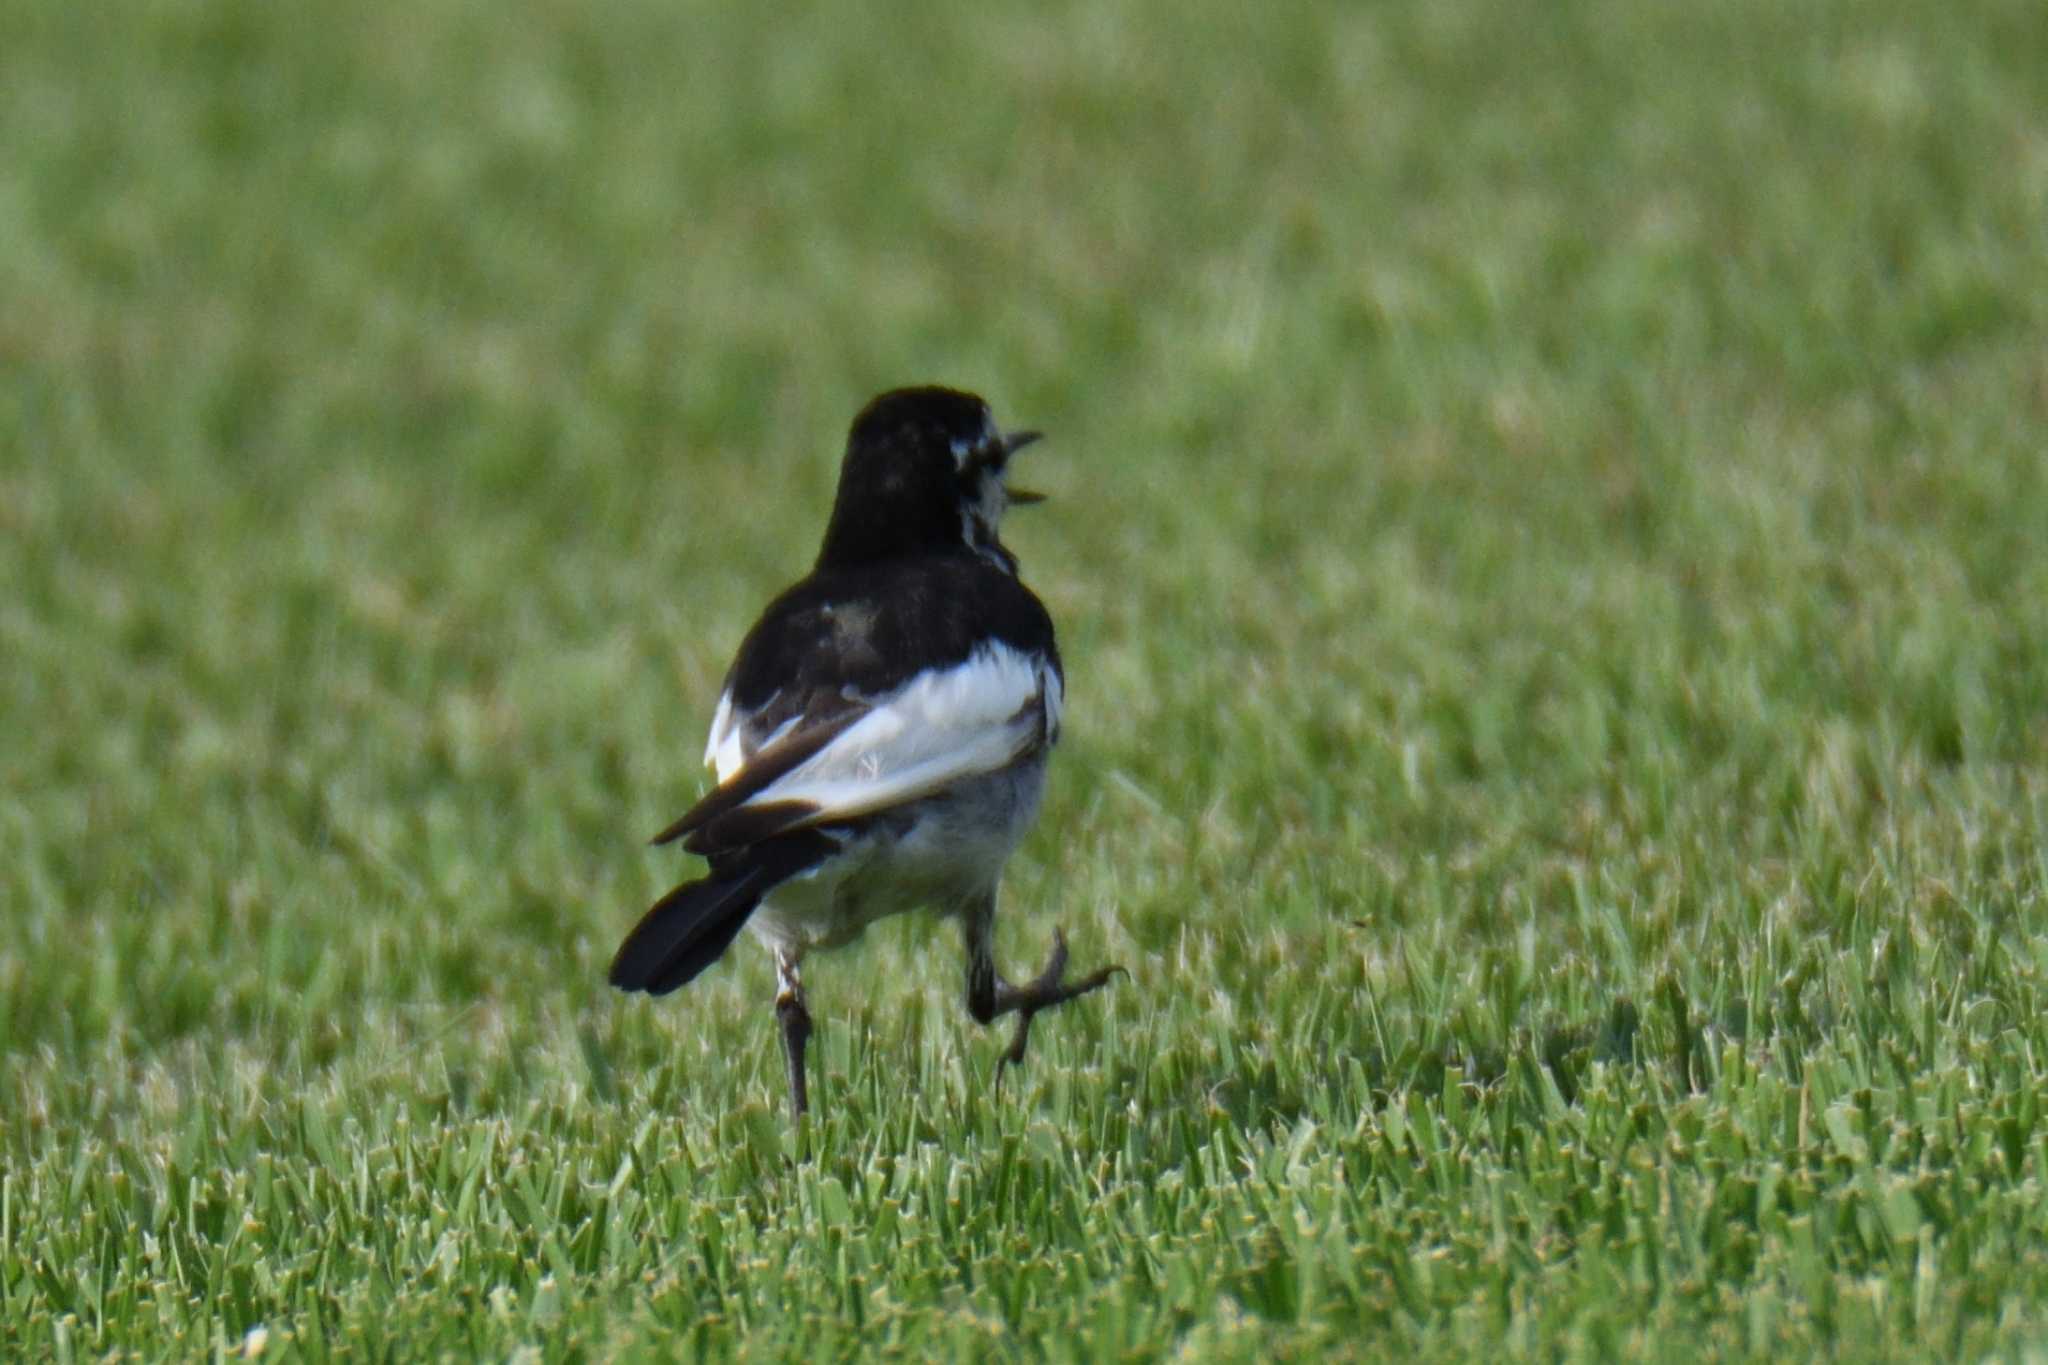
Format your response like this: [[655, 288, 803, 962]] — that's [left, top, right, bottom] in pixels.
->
[[609, 386, 1121, 1119]]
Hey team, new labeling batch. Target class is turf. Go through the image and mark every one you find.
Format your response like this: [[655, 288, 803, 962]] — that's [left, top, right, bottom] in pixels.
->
[[5, 0, 2048, 1357]]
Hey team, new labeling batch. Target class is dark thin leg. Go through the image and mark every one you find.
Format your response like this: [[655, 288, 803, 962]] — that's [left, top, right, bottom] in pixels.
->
[[775, 952, 812, 1120], [963, 896, 1124, 1074]]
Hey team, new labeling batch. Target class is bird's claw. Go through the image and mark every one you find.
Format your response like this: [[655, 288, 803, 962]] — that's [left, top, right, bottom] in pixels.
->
[[995, 927, 1126, 1074]]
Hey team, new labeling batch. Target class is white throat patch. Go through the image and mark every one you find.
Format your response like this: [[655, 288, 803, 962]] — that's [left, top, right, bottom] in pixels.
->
[[961, 472, 1013, 568]]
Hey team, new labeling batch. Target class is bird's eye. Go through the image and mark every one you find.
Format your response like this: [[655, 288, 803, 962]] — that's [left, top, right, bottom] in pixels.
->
[[959, 440, 1004, 479]]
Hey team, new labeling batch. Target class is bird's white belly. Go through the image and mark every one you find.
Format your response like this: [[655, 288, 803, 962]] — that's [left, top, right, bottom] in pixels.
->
[[747, 758, 1048, 957]]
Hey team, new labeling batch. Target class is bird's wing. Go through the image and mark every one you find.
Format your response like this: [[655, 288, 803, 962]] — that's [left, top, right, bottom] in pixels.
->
[[654, 642, 1061, 856]]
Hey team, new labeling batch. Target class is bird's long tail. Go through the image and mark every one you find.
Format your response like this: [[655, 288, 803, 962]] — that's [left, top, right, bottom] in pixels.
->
[[608, 832, 834, 996]]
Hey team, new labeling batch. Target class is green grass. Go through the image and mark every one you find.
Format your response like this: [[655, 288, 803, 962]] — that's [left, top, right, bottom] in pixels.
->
[[5, 0, 2048, 1357]]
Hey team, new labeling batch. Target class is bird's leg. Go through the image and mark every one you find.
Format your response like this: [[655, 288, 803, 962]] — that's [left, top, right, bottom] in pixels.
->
[[963, 895, 1124, 1073], [774, 949, 812, 1121]]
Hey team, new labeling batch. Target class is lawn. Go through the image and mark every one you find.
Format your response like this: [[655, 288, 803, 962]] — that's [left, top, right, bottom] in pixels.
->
[[4, 0, 2047, 1357]]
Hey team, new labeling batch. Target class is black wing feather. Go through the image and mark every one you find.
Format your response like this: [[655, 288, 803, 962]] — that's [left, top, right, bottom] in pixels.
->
[[648, 708, 865, 849]]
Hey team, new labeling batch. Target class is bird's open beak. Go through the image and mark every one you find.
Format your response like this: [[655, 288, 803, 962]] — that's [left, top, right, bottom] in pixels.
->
[[1003, 429, 1047, 504]]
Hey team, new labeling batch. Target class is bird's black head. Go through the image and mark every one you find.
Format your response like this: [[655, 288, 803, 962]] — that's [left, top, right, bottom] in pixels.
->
[[815, 386, 1045, 573]]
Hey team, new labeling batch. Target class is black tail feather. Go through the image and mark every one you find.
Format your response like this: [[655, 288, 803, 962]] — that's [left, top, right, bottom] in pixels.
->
[[608, 832, 838, 996], [608, 866, 770, 995]]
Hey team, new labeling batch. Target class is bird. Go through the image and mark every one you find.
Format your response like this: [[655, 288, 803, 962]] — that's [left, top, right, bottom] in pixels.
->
[[608, 385, 1122, 1120]]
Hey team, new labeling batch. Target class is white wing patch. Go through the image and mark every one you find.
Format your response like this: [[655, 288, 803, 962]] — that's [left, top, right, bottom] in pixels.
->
[[717, 642, 1056, 828], [704, 688, 744, 776]]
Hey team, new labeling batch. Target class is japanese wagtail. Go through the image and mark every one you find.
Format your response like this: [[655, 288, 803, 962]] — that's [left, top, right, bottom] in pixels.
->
[[609, 386, 1121, 1119]]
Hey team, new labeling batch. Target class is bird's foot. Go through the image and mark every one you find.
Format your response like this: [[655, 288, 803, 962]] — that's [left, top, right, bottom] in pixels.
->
[[992, 928, 1125, 1071]]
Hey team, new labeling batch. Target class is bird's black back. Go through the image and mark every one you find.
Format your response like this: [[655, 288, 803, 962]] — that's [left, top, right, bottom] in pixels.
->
[[722, 550, 1061, 741]]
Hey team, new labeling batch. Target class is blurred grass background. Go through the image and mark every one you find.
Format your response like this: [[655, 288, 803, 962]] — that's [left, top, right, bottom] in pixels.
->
[[4, 0, 2047, 1357]]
